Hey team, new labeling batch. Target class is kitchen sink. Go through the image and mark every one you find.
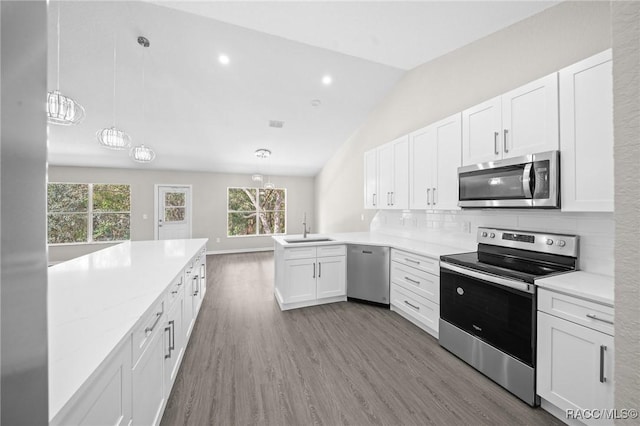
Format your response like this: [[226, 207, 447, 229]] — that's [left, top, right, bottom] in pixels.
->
[[284, 238, 334, 244]]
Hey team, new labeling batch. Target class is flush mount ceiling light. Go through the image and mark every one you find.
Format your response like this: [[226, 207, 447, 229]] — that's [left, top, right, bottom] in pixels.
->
[[218, 54, 230, 65], [97, 34, 131, 150], [254, 148, 271, 159], [322, 75, 333, 85], [129, 36, 156, 164], [47, 1, 85, 126]]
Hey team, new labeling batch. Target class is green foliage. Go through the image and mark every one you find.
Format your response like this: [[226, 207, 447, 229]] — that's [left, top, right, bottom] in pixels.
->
[[47, 213, 88, 244], [93, 184, 130, 212], [227, 187, 286, 236], [48, 183, 88, 212], [93, 213, 130, 242], [164, 207, 185, 222]]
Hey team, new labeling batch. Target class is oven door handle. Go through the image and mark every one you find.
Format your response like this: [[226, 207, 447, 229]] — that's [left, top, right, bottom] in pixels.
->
[[440, 262, 534, 294], [522, 163, 533, 199]]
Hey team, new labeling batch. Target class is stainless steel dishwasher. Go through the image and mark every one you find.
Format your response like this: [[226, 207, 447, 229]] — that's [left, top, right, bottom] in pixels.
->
[[347, 245, 390, 306]]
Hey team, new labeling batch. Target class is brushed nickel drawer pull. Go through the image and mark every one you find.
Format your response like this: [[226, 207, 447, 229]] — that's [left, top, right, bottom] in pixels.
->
[[404, 300, 420, 310], [494, 131, 500, 155], [404, 276, 420, 285], [145, 310, 163, 335], [586, 313, 614, 325], [404, 258, 420, 265], [599, 345, 607, 383]]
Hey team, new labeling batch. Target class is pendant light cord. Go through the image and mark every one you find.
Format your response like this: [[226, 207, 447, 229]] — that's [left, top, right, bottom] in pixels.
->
[[56, 0, 61, 90], [112, 33, 117, 127]]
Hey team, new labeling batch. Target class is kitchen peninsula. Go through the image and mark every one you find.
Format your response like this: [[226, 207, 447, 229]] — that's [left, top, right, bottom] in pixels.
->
[[48, 239, 207, 425]]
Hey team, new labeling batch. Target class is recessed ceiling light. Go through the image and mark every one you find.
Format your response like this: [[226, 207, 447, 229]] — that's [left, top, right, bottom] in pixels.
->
[[219, 54, 230, 65], [311, 99, 321, 107], [322, 75, 332, 85]]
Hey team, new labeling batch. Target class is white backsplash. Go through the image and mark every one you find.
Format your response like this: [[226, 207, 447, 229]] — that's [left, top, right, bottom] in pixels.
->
[[371, 209, 614, 277]]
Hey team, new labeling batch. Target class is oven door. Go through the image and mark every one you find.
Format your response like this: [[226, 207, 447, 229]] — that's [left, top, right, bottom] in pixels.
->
[[458, 150, 559, 208], [439, 262, 536, 367]]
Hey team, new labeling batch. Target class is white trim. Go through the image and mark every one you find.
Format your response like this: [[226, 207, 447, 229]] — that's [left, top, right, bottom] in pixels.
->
[[154, 184, 193, 240], [206, 247, 274, 255]]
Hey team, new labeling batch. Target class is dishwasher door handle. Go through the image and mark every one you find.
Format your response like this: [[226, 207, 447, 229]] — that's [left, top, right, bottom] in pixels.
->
[[362, 250, 373, 254]]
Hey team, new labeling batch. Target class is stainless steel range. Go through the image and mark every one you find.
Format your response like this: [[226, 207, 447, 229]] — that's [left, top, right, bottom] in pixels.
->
[[439, 227, 579, 406]]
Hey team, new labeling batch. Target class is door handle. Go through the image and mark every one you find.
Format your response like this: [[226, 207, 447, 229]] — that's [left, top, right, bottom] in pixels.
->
[[313, 263, 316, 279], [318, 262, 321, 278], [372, 193, 376, 207], [522, 163, 533, 198], [164, 326, 172, 359], [494, 131, 500, 155], [169, 320, 175, 351], [426, 188, 431, 206], [503, 129, 509, 153], [432, 187, 437, 206], [158, 219, 163, 227], [599, 345, 607, 383]]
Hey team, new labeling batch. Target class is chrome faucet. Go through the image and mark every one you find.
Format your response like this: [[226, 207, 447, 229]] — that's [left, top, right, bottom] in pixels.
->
[[302, 213, 310, 238]]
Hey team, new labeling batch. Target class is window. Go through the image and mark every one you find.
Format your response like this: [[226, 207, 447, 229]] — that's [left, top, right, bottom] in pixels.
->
[[47, 183, 131, 244], [227, 187, 286, 237]]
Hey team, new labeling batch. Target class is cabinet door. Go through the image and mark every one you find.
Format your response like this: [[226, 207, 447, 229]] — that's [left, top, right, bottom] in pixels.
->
[[377, 142, 394, 208], [560, 50, 613, 212], [391, 135, 410, 209], [183, 272, 196, 340], [164, 296, 184, 398], [283, 259, 317, 303], [316, 256, 346, 299], [537, 312, 614, 420], [364, 149, 378, 209], [433, 113, 462, 210], [409, 126, 434, 210], [132, 326, 166, 426], [462, 96, 502, 165], [502, 73, 559, 158]]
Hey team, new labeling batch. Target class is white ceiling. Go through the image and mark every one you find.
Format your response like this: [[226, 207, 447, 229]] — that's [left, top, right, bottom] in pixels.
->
[[47, 1, 558, 176]]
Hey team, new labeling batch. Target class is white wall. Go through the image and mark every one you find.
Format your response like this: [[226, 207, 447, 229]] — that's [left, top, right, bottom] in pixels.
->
[[315, 1, 611, 234], [48, 166, 315, 262], [612, 0, 640, 413]]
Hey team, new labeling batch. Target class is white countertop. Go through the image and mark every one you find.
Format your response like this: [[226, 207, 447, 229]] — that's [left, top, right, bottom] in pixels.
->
[[47, 238, 208, 421], [536, 271, 614, 307], [273, 231, 473, 259]]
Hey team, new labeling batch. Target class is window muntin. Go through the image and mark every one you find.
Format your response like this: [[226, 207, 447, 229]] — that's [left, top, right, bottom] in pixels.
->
[[227, 187, 286, 237], [47, 183, 131, 244]]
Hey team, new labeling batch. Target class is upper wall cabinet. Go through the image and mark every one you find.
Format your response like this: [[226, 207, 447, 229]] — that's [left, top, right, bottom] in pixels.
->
[[364, 148, 378, 209], [462, 73, 559, 166], [559, 50, 613, 212], [377, 135, 410, 210], [409, 113, 462, 210]]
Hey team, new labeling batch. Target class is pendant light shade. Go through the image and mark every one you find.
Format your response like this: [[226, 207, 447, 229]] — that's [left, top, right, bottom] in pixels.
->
[[47, 90, 85, 125], [47, 1, 85, 126], [130, 144, 156, 163], [96, 127, 131, 150]]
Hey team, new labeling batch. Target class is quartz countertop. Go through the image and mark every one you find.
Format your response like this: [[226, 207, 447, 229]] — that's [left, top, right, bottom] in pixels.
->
[[48, 238, 208, 421], [536, 271, 614, 307], [272, 232, 473, 259]]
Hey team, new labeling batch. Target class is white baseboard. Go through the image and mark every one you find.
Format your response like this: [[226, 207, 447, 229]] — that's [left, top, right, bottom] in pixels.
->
[[206, 247, 274, 255]]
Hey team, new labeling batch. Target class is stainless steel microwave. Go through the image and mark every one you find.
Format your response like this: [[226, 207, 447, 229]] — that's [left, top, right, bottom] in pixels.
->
[[458, 151, 559, 208]]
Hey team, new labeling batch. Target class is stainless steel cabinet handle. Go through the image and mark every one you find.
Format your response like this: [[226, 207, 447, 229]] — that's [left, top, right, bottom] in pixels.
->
[[404, 258, 420, 265], [164, 326, 172, 359], [318, 262, 322, 278], [145, 310, 164, 335], [372, 193, 376, 206], [426, 188, 431, 206], [432, 187, 437, 205], [404, 276, 420, 285], [193, 275, 199, 296], [404, 300, 420, 310], [391, 192, 394, 206], [313, 263, 316, 279], [171, 290, 178, 295], [169, 320, 175, 351], [503, 129, 509, 153], [586, 313, 614, 325], [600, 345, 607, 383], [494, 131, 500, 155]]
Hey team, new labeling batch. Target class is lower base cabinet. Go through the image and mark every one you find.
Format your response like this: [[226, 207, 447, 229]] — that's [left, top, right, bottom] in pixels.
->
[[132, 326, 166, 426]]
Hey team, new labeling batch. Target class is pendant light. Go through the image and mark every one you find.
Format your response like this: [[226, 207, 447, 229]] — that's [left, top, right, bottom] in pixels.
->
[[47, 1, 85, 126], [97, 34, 131, 150], [130, 36, 156, 163]]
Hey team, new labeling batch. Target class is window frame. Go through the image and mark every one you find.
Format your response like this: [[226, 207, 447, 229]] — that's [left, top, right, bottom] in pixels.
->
[[226, 186, 287, 238], [47, 182, 131, 246]]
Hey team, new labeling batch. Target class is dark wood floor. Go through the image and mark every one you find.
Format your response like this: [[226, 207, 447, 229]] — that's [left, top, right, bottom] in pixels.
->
[[161, 252, 562, 426]]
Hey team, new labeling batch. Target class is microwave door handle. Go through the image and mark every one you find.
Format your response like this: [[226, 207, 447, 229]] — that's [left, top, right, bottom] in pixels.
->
[[522, 163, 533, 198]]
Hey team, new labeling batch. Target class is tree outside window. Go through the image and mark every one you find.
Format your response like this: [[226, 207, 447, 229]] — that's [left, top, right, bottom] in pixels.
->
[[47, 183, 131, 244], [227, 187, 286, 237]]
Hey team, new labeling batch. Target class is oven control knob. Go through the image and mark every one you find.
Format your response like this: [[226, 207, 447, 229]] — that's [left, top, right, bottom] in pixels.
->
[[489, 232, 496, 238], [456, 287, 464, 296], [557, 240, 566, 247], [546, 238, 554, 245], [481, 232, 488, 238]]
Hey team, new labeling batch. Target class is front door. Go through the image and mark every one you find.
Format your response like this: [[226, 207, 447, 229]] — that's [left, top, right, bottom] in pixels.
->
[[155, 185, 192, 240]]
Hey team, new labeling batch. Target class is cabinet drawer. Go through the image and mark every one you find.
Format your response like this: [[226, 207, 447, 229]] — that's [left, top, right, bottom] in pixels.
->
[[317, 244, 346, 257], [538, 288, 614, 336], [284, 246, 317, 260], [167, 274, 184, 308], [391, 262, 439, 304], [391, 284, 439, 334], [391, 249, 439, 276], [132, 298, 165, 365]]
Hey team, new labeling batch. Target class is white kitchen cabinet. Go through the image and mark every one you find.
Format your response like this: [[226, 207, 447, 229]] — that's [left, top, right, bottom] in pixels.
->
[[560, 50, 613, 212], [389, 249, 440, 338], [364, 148, 378, 209], [316, 255, 346, 299], [50, 340, 132, 426], [132, 319, 166, 426], [537, 288, 614, 425], [164, 287, 184, 398], [275, 244, 347, 310], [462, 73, 558, 165], [409, 113, 461, 210], [377, 135, 409, 209]]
